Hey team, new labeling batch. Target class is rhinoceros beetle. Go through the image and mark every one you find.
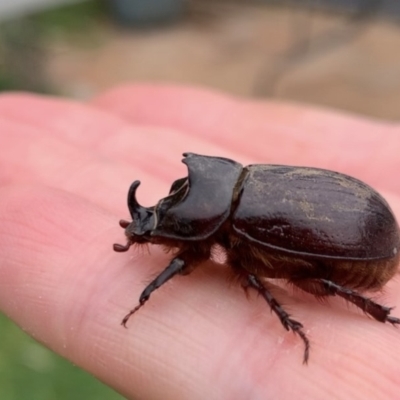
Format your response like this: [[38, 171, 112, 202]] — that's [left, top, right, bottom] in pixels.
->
[[114, 153, 400, 363]]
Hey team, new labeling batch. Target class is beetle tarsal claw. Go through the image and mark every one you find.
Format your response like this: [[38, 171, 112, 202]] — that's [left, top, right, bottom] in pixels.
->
[[283, 316, 309, 364], [121, 304, 142, 327], [295, 328, 310, 365], [387, 315, 400, 326]]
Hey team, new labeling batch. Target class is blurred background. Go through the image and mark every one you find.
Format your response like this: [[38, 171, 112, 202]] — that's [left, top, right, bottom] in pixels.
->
[[1, 0, 400, 119], [0, 0, 399, 398]]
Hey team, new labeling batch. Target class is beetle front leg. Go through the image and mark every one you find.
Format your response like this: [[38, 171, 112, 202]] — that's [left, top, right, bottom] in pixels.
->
[[246, 274, 310, 364], [122, 257, 186, 327]]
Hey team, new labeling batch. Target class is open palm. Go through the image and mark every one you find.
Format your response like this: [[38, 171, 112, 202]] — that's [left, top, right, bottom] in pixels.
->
[[0, 84, 399, 399]]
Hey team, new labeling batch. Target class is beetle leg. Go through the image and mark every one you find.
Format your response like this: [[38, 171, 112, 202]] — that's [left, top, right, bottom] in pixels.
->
[[122, 257, 186, 327], [294, 278, 400, 325], [319, 279, 400, 325], [246, 274, 310, 364]]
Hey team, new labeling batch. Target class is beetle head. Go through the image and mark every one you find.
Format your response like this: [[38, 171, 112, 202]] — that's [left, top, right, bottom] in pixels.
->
[[114, 153, 244, 253], [114, 176, 190, 252]]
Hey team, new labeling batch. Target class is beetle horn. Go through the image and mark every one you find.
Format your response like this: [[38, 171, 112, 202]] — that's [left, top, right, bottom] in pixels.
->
[[126, 180, 156, 235], [127, 180, 147, 218]]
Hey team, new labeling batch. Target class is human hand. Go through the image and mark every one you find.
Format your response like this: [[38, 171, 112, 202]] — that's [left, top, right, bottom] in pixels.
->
[[0, 84, 399, 399]]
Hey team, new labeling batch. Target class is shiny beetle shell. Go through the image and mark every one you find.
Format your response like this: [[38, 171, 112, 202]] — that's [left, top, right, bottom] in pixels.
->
[[233, 164, 399, 260], [114, 153, 400, 363]]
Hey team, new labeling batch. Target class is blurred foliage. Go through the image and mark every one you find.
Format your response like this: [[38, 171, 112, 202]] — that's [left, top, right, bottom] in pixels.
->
[[0, 0, 106, 92], [0, 19, 49, 92], [27, 0, 107, 42], [0, 313, 124, 400]]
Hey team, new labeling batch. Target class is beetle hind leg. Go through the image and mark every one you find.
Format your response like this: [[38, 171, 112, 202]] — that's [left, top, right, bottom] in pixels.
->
[[246, 274, 310, 364], [293, 278, 400, 325]]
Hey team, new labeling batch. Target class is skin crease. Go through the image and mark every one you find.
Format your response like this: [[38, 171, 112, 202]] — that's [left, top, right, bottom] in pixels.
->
[[0, 84, 399, 400]]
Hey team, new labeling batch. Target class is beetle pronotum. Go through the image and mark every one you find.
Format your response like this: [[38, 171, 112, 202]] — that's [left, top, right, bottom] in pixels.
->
[[114, 153, 400, 363]]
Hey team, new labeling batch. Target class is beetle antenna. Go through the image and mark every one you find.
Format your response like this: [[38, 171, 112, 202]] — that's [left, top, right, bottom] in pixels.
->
[[113, 242, 132, 252]]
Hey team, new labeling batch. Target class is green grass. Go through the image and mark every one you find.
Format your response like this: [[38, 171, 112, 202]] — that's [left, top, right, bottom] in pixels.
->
[[0, 313, 125, 400]]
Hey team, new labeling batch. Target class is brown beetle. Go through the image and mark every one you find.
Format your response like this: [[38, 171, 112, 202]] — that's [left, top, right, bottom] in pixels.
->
[[114, 153, 400, 363]]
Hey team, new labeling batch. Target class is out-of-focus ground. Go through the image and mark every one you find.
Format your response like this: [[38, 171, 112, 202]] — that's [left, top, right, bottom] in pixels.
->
[[44, 2, 400, 120]]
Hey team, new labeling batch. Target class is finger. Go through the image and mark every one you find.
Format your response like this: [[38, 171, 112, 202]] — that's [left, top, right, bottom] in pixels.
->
[[0, 123, 162, 213], [0, 92, 241, 170], [2, 89, 399, 194], [0, 95, 242, 209], [91, 84, 400, 192], [0, 92, 125, 150]]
